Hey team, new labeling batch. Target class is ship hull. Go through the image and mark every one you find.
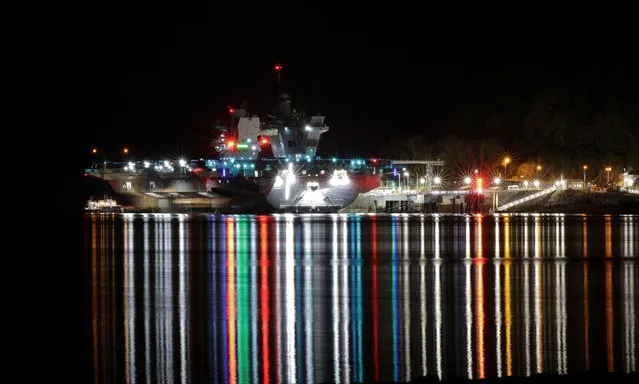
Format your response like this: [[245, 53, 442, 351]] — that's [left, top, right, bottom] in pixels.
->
[[203, 169, 378, 213], [266, 183, 360, 212], [84, 171, 233, 213], [265, 172, 379, 213], [84, 167, 380, 214], [205, 176, 276, 213]]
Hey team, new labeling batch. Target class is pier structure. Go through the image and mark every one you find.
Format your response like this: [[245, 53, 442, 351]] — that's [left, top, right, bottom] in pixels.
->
[[346, 188, 558, 214], [344, 158, 565, 213]]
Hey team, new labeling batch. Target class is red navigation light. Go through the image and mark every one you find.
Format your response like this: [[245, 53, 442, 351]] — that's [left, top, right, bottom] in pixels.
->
[[274, 64, 282, 72], [227, 140, 235, 148], [371, 158, 378, 164], [261, 138, 269, 145], [228, 107, 235, 114]]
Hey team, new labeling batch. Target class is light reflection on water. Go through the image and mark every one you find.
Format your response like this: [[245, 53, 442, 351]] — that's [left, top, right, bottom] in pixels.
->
[[86, 213, 639, 383]]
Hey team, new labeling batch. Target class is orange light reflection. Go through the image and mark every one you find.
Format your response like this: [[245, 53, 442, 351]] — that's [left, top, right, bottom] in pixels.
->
[[583, 216, 589, 370], [606, 261, 614, 372], [475, 216, 485, 379], [475, 259, 485, 379], [504, 216, 512, 376], [91, 216, 98, 384]]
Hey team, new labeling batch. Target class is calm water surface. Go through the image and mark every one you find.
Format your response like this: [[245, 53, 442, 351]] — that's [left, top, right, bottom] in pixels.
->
[[85, 213, 638, 383]]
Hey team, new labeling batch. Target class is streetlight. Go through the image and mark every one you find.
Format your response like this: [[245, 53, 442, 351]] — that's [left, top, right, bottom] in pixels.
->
[[91, 148, 104, 170], [605, 166, 612, 184], [583, 165, 588, 188], [123, 147, 129, 155], [536, 165, 542, 179], [503, 157, 511, 177]]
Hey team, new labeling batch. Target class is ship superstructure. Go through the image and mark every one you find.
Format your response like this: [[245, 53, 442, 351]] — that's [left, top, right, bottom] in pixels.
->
[[262, 93, 329, 160], [211, 93, 329, 162]]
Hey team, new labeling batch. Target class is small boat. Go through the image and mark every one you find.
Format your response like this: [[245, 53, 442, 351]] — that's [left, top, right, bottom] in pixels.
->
[[84, 195, 124, 213]]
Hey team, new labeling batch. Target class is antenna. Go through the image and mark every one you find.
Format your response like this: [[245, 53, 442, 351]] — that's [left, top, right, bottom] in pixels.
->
[[274, 63, 282, 96]]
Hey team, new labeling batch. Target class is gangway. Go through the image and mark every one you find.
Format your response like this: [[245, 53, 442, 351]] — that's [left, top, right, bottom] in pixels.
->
[[495, 187, 556, 211]]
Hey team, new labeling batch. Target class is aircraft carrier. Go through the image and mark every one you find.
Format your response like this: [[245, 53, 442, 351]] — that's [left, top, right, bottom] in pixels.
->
[[83, 68, 381, 213]]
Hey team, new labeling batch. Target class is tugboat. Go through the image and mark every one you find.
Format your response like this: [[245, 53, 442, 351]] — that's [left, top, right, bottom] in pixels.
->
[[83, 195, 124, 213]]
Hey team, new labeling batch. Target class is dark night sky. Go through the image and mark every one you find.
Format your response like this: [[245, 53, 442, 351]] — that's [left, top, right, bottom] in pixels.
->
[[62, 6, 638, 164]]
